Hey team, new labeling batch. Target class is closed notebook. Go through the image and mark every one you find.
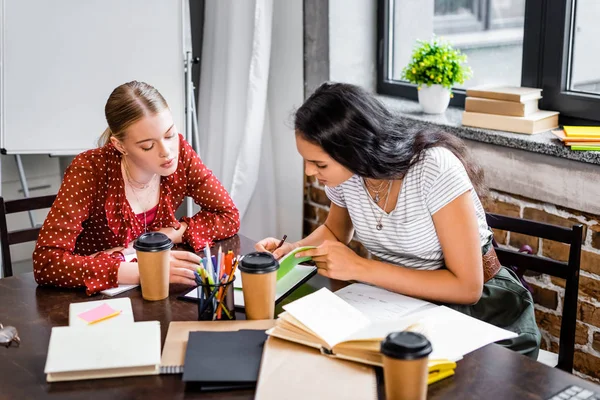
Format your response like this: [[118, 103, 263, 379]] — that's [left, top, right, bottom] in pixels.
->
[[465, 85, 542, 102], [160, 320, 276, 374], [551, 129, 600, 143], [563, 126, 600, 138], [465, 96, 540, 117], [462, 110, 559, 134], [68, 298, 134, 327], [182, 330, 267, 387], [44, 320, 161, 382], [266, 287, 517, 367]]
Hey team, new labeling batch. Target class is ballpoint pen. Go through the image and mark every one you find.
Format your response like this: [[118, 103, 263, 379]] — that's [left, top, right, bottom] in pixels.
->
[[275, 234, 288, 251]]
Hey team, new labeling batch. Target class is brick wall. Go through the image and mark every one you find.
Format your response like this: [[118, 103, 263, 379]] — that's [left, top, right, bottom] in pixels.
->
[[303, 175, 600, 382]]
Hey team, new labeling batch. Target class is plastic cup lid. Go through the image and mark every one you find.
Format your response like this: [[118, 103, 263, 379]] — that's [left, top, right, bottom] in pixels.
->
[[380, 331, 432, 360], [238, 252, 279, 274], [133, 232, 173, 252]]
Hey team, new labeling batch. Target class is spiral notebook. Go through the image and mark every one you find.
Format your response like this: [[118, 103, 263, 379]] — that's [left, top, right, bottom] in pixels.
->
[[160, 320, 276, 374]]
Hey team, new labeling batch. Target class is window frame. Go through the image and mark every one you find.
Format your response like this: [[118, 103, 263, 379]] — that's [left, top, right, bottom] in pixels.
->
[[540, 0, 600, 123], [377, 0, 600, 124]]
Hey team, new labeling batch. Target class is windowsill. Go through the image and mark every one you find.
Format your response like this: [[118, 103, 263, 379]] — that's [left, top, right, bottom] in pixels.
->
[[376, 95, 600, 166]]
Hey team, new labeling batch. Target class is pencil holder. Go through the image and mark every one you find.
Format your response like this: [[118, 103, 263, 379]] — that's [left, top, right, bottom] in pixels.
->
[[196, 276, 236, 321]]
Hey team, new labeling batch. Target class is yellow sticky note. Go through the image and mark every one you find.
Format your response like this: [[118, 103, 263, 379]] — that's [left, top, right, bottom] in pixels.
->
[[78, 303, 122, 325], [563, 126, 600, 138]]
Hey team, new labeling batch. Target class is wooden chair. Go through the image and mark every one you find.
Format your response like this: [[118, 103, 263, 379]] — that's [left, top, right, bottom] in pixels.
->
[[0, 195, 56, 277], [486, 212, 583, 373]]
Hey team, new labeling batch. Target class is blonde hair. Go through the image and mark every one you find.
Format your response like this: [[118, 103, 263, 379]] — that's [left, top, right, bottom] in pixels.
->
[[98, 81, 169, 147]]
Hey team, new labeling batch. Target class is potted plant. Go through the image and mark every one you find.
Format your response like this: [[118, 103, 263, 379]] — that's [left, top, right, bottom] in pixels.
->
[[401, 37, 472, 114]]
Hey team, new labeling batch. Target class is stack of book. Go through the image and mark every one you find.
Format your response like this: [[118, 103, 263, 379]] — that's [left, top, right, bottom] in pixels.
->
[[552, 126, 600, 151], [462, 86, 559, 134]]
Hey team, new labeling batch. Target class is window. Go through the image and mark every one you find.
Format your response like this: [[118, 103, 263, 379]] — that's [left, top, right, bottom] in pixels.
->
[[568, 1, 600, 95], [378, 0, 600, 123]]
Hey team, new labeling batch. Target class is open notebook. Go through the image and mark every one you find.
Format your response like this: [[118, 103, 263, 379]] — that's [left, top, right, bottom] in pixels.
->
[[267, 285, 518, 367], [181, 246, 317, 308]]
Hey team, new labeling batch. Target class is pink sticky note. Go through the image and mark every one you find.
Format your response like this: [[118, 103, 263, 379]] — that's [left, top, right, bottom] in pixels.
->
[[78, 303, 121, 324]]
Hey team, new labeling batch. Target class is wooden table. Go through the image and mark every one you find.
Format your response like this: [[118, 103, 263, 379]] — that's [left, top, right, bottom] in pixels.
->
[[1, 235, 599, 399]]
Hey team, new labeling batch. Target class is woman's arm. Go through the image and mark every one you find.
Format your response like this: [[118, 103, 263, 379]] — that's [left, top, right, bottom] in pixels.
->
[[358, 192, 483, 303], [33, 154, 124, 295], [301, 192, 484, 304], [175, 136, 241, 251]]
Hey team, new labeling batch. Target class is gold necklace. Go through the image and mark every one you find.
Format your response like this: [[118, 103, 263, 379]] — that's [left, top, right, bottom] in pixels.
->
[[126, 180, 157, 233], [366, 180, 393, 231], [122, 160, 158, 232], [364, 178, 391, 203], [123, 158, 157, 189], [364, 178, 387, 191]]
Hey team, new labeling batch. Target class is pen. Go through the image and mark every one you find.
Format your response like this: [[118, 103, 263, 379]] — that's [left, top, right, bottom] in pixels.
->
[[204, 244, 216, 282], [211, 255, 218, 282], [275, 234, 288, 251], [216, 246, 222, 280]]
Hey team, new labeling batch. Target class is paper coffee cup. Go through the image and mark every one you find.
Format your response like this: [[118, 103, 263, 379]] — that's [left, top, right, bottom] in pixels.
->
[[238, 252, 279, 320], [380, 331, 432, 400], [133, 232, 173, 301]]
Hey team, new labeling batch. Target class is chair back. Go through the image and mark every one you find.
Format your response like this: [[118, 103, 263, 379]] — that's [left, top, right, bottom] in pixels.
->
[[486, 212, 583, 372], [0, 195, 56, 277]]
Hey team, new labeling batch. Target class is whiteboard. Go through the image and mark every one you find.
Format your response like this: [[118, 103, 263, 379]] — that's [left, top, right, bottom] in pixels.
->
[[0, 0, 185, 155]]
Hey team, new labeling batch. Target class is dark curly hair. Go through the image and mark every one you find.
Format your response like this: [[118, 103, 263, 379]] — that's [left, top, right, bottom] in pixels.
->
[[294, 82, 486, 196]]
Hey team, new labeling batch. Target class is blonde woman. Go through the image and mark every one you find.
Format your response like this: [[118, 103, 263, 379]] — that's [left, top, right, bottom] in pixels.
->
[[33, 81, 239, 295]]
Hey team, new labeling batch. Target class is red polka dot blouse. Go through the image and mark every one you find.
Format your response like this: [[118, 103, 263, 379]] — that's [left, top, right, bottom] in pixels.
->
[[33, 134, 240, 295]]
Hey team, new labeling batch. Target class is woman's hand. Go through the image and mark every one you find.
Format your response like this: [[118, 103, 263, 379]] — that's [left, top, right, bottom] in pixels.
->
[[169, 250, 201, 285], [295, 240, 362, 281], [255, 237, 297, 259], [157, 221, 189, 244]]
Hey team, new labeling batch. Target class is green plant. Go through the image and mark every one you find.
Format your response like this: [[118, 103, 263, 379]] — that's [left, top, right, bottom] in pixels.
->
[[401, 37, 472, 94]]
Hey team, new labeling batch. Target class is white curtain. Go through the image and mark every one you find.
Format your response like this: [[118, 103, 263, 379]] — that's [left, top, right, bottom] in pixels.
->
[[196, 0, 304, 242]]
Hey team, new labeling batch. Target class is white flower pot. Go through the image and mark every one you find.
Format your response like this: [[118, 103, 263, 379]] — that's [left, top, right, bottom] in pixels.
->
[[418, 84, 451, 114]]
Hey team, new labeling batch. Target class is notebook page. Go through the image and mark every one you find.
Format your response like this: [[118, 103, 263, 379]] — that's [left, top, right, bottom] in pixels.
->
[[335, 283, 433, 322], [283, 288, 370, 348], [411, 306, 517, 360], [347, 305, 517, 361]]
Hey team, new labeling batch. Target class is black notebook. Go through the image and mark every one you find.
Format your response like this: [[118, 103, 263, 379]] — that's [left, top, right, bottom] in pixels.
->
[[182, 329, 268, 389]]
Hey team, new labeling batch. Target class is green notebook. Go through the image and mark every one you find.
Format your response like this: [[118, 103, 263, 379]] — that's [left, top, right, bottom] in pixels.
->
[[276, 246, 317, 279], [571, 145, 600, 151], [182, 246, 318, 308]]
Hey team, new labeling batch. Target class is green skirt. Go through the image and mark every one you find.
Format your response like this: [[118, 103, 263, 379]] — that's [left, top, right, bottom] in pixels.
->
[[445, 267, 541, 360]]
